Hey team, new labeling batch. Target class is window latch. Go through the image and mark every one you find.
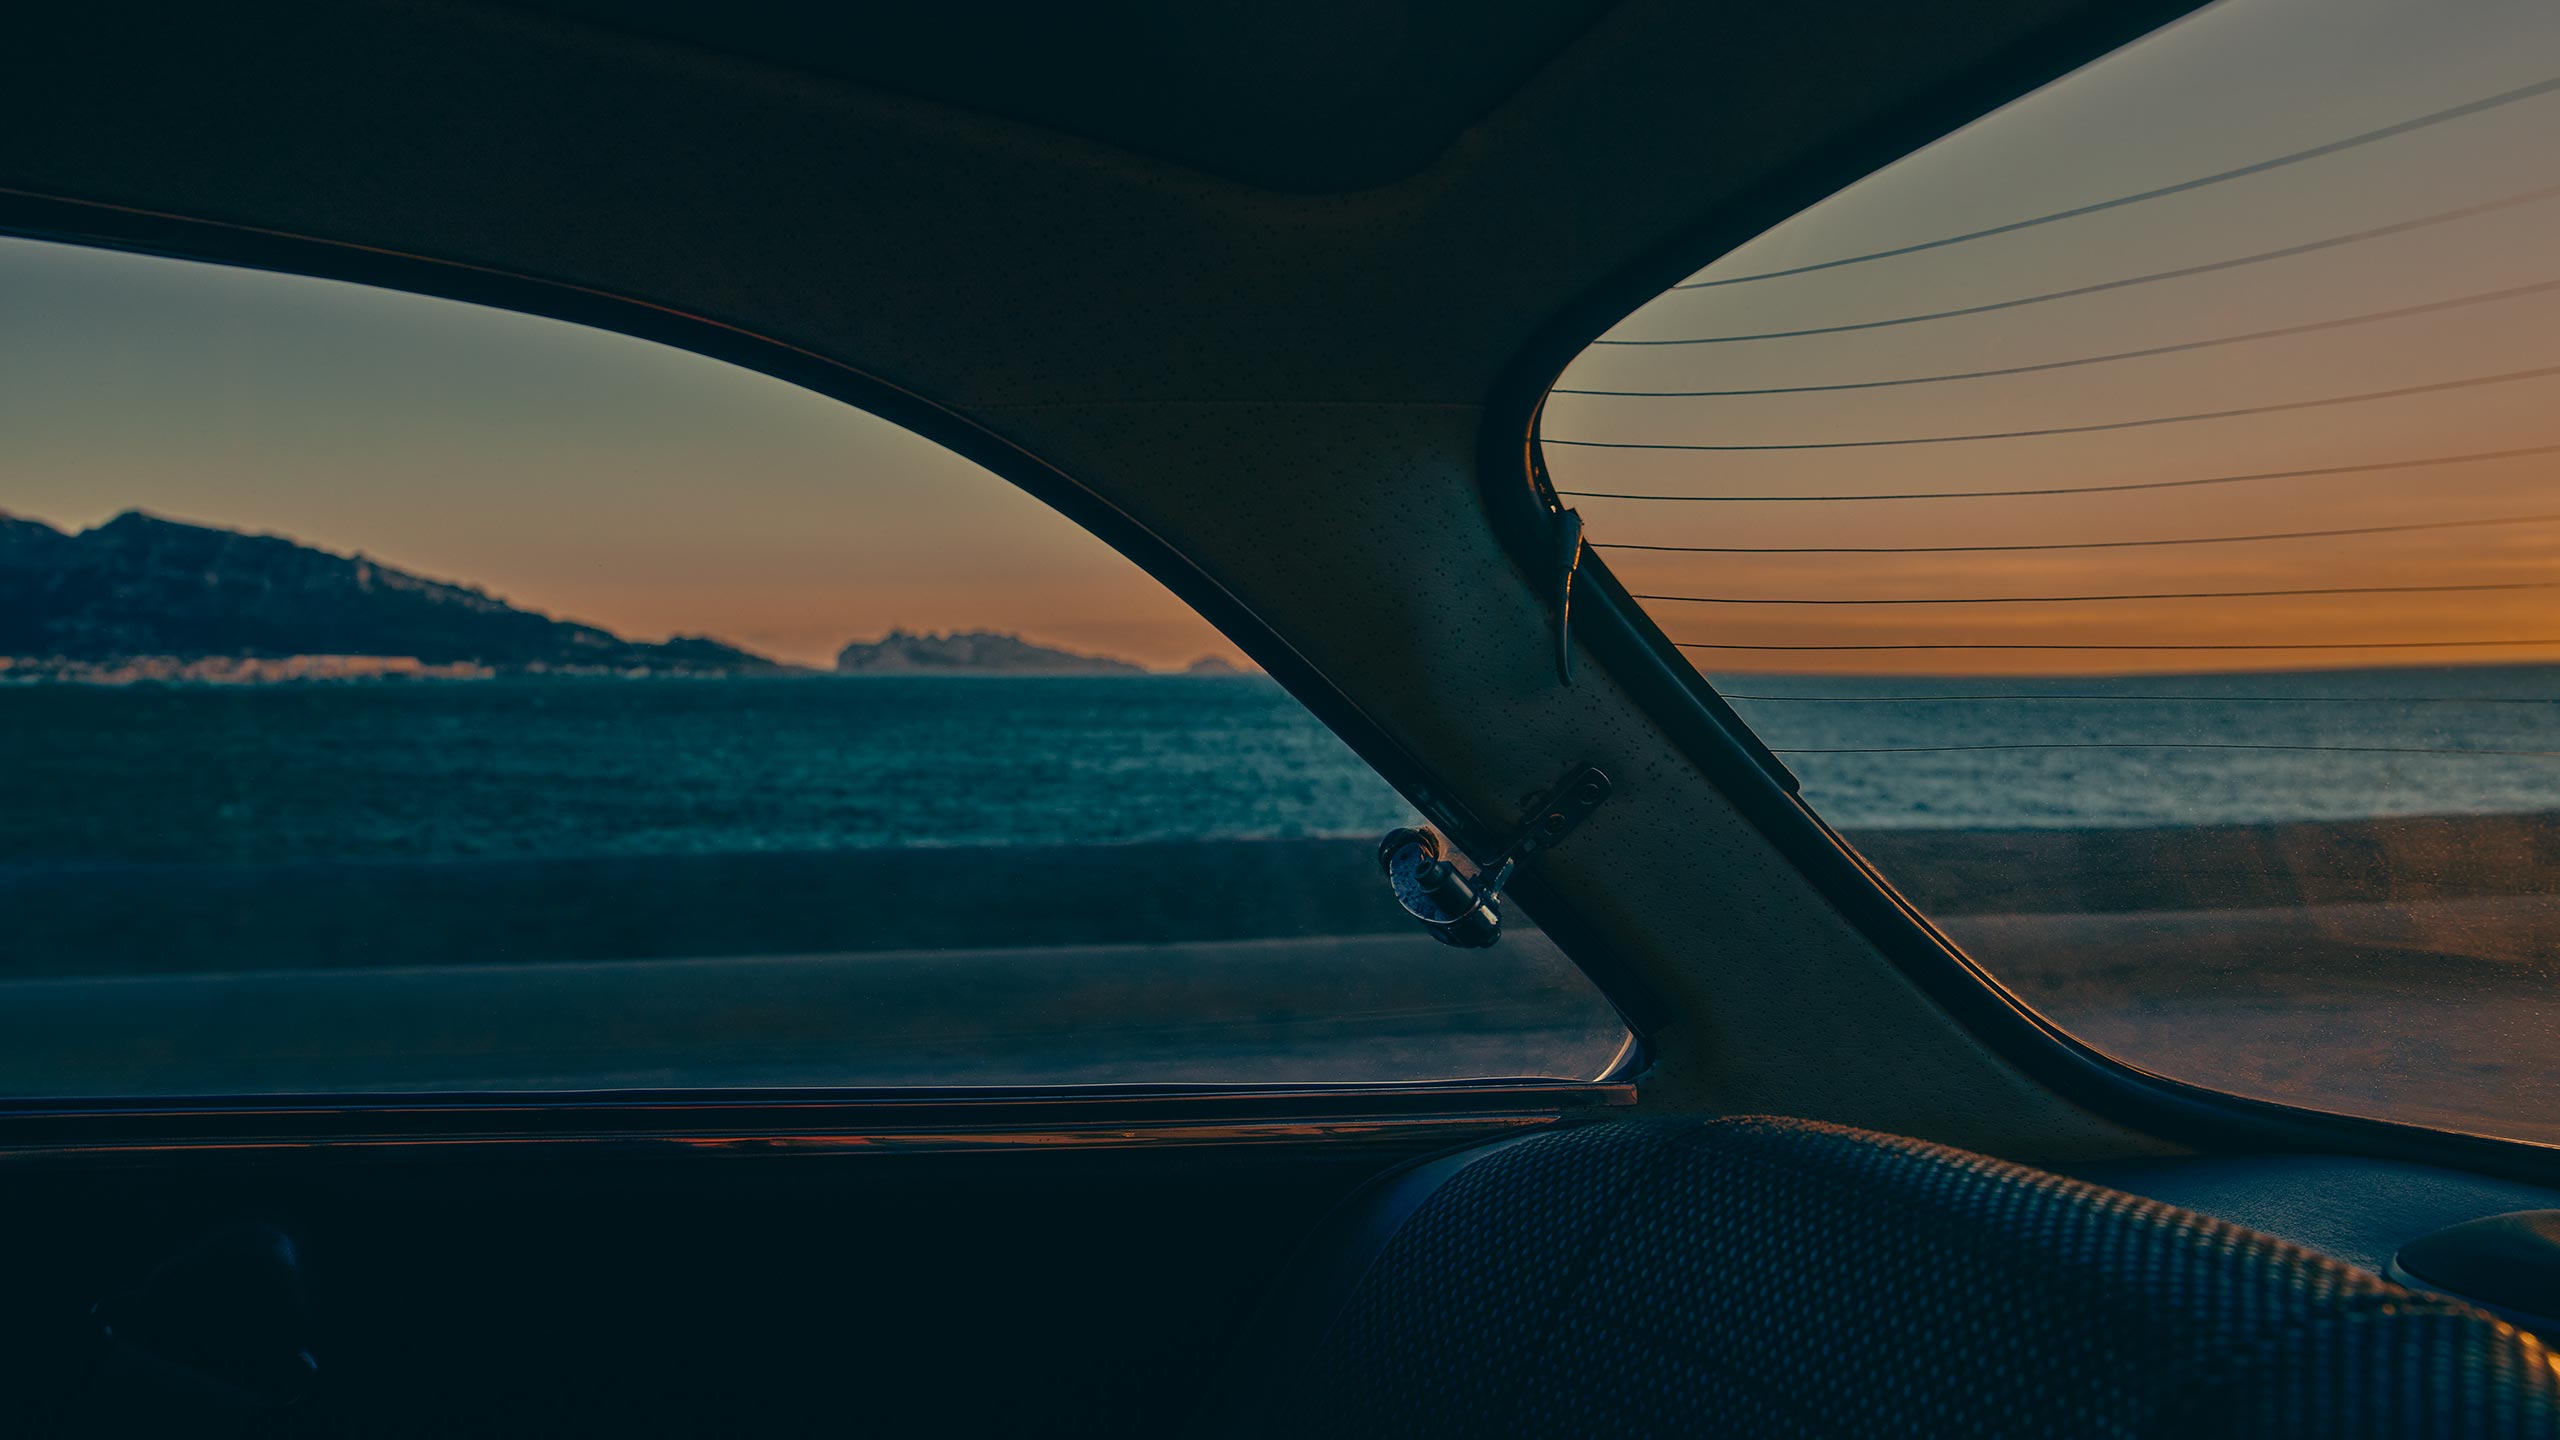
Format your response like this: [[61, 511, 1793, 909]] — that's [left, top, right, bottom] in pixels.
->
[[1553, 507, 1585, 687], [1376, 764, 1611, 948]]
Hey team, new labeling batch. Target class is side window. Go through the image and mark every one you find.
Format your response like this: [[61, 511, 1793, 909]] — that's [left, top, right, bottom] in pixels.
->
[[1546, 0, 2560, 1142], [0, 236, 1628, 1097]]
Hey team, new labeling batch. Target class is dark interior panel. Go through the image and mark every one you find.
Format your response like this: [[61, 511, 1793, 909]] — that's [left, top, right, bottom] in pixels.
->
[[0, 1141, 1414, 1435]]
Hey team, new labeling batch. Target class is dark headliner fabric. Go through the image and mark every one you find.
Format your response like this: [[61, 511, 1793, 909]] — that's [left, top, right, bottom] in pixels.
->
[[1279, 1118, 2560, 1438]]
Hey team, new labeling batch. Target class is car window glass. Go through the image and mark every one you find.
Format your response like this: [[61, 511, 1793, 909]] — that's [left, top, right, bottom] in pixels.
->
[[1546, 0, 2560, 1143], [0, 236, 1630, 1097]]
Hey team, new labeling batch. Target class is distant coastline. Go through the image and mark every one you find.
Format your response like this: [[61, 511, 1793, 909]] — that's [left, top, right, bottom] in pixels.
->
[[0, 655, 1263, 686], [0, 654, 502, 686], [0, 508, 1245, 683], [0, 655, 821, 686]]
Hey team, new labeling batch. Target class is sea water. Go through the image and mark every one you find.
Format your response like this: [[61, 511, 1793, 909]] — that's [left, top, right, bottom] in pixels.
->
[[1723, 665, 2560, 830], [5, 667, 2560, 864], [0, 674, 1413, 864]]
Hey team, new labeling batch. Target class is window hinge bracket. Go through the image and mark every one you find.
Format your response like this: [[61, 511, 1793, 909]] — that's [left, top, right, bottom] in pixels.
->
[[1377, 764, 1612, 948], [1554, 507, 1585, 687]]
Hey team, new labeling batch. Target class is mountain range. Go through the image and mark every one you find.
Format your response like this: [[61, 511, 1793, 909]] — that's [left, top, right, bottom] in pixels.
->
[[834, 628, 1148, 675], [0, 510, 792, 678], [0, 510, 1236, 680]]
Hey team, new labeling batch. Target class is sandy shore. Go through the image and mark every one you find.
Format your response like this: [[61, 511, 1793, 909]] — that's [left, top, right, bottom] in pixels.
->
[[1856, 814, 2560, 1144], [1956, 897, 2560, 1145]]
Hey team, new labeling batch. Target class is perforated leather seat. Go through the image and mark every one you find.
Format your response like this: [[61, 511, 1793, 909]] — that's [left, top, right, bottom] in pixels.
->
[[1243, 1118, 2560, 1438]]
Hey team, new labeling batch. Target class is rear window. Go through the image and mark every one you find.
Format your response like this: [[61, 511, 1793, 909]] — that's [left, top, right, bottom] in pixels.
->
[[1545, 0, 2560, 1142]]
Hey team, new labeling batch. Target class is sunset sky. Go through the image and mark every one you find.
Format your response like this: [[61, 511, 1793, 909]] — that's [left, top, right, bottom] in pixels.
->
[[0, 239, 1246, 670], [1549, 0, 2560, 674], [7, 0, 2557, 677]]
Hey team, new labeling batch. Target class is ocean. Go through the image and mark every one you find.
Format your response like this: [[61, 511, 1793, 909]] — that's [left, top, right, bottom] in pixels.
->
[[6, 666, 2560, 865], [1723, 665, 2560, 830], [0, 674, 1416, 864]]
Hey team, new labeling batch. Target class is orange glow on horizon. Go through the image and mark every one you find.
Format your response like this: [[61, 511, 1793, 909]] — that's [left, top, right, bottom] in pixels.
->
[[1551, 0, 2560, 677], [0, 242, 1252, 674]]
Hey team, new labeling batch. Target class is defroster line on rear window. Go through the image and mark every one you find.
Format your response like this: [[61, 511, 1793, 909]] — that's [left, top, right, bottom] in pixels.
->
[[1545, 362, 2560, 451], [1719, 692, 2560, 705], [1555, 278, 2560, 396], [1603, 182, 2560, 345], [1549, 442, 2560, 502], [1675, 638, 2560, 651], [1768, 742, 2560, 757], [1633, 580, 2560, 605], [1671, 75, 2560, 291], [1596, 511, 2560, 553]]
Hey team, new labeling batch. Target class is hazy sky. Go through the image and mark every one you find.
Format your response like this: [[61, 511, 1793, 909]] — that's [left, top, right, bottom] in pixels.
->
[[1551, 0, 2560, 674], [0, 241, 1245, 670]]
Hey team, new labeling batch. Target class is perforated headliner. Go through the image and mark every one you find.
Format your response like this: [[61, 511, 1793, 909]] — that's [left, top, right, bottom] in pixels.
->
[[501, 0, 1622, 192]]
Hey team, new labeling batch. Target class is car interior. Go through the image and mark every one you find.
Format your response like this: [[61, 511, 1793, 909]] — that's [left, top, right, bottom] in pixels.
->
[[5, 1, 2560, 1434]]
